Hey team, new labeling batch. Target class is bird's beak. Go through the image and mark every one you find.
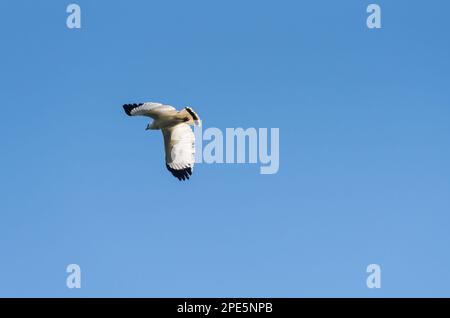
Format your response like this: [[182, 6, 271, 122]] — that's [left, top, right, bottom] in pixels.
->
[[145, 125, 151, 130]]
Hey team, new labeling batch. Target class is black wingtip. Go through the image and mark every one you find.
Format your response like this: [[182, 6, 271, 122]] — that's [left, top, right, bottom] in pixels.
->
[[123, 104, 134, 116], [185, 107, 199, 121], [123, 103, 144, 116], [166, 165, 192, 181]]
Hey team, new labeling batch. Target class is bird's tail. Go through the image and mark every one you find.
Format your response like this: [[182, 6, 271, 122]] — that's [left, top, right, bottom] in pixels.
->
[[177, 107, 201, 126]]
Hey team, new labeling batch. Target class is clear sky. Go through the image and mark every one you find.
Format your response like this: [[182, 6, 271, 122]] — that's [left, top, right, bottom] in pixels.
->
[[0, 0, 449, 297]]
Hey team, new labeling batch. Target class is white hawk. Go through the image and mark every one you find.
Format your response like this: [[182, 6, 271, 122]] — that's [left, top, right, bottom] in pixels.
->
[[123, 102, 201, 181]]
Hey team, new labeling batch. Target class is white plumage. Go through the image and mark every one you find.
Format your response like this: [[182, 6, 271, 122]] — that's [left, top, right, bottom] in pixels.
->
[[123, 102, 201, 181]]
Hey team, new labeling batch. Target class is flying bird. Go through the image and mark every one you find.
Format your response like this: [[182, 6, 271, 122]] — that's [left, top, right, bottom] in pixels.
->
[[123, 102, 201, 181]]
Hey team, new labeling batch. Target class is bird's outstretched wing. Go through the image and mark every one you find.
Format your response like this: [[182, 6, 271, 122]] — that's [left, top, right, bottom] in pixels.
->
[[162, 123, 195, 181], [123, 102, 177, 119]]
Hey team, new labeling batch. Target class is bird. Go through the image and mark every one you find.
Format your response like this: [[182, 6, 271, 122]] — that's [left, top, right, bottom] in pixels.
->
[[122, 102, 201, 181]]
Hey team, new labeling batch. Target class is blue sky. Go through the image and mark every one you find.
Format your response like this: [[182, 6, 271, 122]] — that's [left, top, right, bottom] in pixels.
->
[[0, 0, 449, 297]]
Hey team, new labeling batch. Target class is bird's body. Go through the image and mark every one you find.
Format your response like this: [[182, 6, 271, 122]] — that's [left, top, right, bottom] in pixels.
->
[[123, 102, 201, 181]]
